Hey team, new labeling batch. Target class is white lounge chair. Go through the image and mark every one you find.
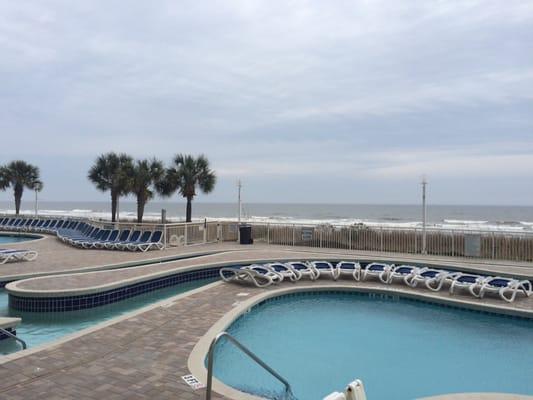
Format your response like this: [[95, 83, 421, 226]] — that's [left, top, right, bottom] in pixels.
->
[[0, 249, 38, 264], [474, 276, 532, 303], [405, 268, 457, 291], [310, 261, 337, 280], [449, 273, 485, 296], [361, 262, 392, 283], [386, 265, 420, 285], [265, 262, 300, 281], [336, 261, 361, 281], [219, 264, 282, 287], [287, 261, 317, 280]]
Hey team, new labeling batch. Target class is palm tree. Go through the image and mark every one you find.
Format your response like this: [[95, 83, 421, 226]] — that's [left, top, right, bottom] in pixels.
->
[[0, 161, 42, 215], [159, 154, 216, 222], [88, 152, 133, 222], [128, 158, 165, 223]]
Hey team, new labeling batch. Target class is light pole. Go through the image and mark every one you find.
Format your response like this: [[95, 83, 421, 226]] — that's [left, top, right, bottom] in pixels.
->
[[237, 179, 242, 243], [33, 181, 43, 216], [421, 176, 428, 255]]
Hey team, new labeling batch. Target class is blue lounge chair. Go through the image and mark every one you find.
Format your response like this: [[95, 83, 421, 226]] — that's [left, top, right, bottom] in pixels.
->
[[105, 230, 131, 249], [115, 230, 142, 250], [310, 261, 337, 280], [0, 248, 38, 264], [361, 262, 392, 283], [265, 262, 300, 281], [287, 261, 317, 280], [126, 231, 153, 251], [337, 261, 361, 280], [135, 231, 165, 252]]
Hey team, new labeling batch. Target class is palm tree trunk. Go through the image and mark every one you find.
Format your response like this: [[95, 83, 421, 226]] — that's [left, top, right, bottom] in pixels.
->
[[14, 185, 23, 215], [137, 195, 145, 223], [186, 196, 192, 223], [111, 192, 118, 222]]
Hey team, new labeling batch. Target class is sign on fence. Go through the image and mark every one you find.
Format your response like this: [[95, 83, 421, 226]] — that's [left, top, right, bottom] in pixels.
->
[[302, 227, 314, 241], [464, 234, 481, 257]]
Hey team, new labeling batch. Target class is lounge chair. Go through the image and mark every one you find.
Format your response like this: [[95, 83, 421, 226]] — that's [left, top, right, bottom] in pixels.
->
[[386, 265, 420, 285], [361, 262, 392, 283], [474, 276, 532, 302], [265, 262, 300, 281], [220, 265, 280, 287], [93, 229, 119, 249], [0, 249, 38, 264], [310, 261, 337, 280], [105, 230, 131, 249], [449, 273, 486, 296], [114, 230, 142, 250], [336, 261, 362, 280], [405, 268, 457, 291], [126, 231, 153, 251], [83, 229, 111, 248], [135, 231, 164, 252], [287, 261, 317, 280]]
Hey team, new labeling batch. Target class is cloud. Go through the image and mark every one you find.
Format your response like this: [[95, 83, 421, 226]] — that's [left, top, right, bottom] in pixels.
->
[[0, 1, 531, 202]]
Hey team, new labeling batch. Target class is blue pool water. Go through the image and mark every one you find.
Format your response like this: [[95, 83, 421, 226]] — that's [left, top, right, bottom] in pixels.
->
[[213, 292, 533, 400], [0, 234, 37, 244], [0, 278, 216, 354]]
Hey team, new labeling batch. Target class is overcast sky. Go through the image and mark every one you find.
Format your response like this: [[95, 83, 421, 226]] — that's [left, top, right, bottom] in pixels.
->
[[1, 1, 532, 205]]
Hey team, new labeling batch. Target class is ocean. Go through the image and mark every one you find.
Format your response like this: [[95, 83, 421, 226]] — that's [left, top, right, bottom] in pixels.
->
[[1, 201, 533, 233]]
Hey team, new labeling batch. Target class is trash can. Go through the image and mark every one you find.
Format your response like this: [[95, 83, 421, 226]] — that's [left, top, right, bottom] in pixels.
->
[[239, 225, 253, 244]]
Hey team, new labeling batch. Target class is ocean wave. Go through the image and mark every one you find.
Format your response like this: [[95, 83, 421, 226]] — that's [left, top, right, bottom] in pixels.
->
[[1, 208, 532, 233]]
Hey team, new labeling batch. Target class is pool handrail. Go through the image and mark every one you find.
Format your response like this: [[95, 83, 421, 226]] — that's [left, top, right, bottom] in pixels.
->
[[205, 331, 292, 400], [0, 327, 27, 350]]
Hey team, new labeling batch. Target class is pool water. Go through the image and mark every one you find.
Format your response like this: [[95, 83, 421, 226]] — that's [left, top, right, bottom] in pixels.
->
[[212, 292, 533, 400], [0, 234, 37, 244], [0, 277, 217, 355]]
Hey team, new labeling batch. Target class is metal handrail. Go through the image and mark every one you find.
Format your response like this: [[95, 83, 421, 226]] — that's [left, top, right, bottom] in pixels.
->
[[205, 332, 292, 400], [0, 327, 27, 350]]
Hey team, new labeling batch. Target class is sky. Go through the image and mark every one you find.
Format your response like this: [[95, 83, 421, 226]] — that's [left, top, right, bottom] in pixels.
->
[[0, 0, 532, 205]]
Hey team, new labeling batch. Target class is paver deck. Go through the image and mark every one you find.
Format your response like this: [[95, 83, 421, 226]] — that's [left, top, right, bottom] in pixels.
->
[[2, 234, 533, 286], [1, 237, 532, 398], [1, 273, 532, 399]]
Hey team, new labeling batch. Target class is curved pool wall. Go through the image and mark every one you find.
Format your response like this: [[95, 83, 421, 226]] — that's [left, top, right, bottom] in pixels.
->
[[9, 257, 532, 313], [0, 233, 42, 244], [0, 277, 217, 355], [8, 266, 224, 312], [211, 290, 533, 400]]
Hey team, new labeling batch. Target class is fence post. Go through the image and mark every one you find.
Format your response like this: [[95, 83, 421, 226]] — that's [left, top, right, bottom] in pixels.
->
[[380, 227, 383, 252], [349, 228, 352, 250], [267, 224, 270, 245], [184, 223, 188, 246], [292, 224, 295, 247], [491, 233, 495, 259], [163, 224, 167, 250], [320, 230, 323, 248]]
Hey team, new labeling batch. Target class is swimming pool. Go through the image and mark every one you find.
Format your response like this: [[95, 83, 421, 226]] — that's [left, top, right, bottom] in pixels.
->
[[0, 233, 39, 244], [212, 291, 533, 400], [0, 277, 217, 355]]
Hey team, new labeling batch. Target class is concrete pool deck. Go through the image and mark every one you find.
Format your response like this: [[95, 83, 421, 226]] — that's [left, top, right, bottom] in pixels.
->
[[0, 237, 532, 399]]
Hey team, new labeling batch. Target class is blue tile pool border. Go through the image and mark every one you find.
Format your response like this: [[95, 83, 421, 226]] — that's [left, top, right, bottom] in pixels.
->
[[8, 267, 223, 312]]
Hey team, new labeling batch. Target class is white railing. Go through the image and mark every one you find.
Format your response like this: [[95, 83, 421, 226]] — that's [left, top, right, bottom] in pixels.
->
[[2, 212, 533, 261]]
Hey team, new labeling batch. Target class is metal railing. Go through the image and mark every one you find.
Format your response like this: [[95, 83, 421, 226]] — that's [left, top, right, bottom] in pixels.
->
[[205, 332, 292, 400], [3, 212, 533, 262], [0, 327, 27, 350]]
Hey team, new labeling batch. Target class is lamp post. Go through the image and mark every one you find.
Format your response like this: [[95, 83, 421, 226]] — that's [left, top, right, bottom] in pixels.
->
[[421, 176, 428, 255], [33, 181, 43, 216], [237, 180, 242, 243]]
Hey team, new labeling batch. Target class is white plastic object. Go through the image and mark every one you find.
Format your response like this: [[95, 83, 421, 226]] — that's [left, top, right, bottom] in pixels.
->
[[345, 379, 367, 400], [323, 391, 346, 400]]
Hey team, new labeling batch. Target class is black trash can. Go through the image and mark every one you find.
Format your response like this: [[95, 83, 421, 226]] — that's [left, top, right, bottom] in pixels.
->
[[239, 225, 253, 244]]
